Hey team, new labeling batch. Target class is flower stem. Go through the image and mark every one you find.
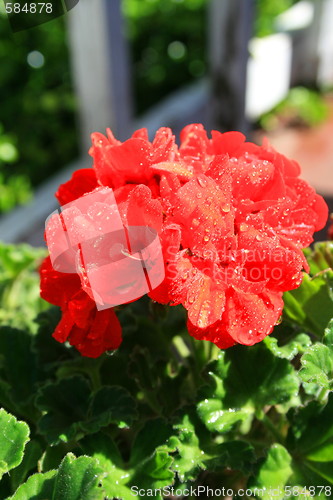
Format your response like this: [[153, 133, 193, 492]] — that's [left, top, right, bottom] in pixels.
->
[[256, 410, 285, 444]]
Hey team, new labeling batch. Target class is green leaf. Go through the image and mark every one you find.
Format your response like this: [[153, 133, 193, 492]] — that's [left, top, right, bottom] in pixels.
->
[[32, 307, 70, 367], [0, 243, 47, 331], [284, 242, 333, 336], [10, 440, 43, 493], [299, 319, 333, 391], [299, 344, 333, 389], [8, 470, 57, 500], [80, 422, 175, 500], [323, 318, 333, 349], [167, 411, 255, 481], [0, 409, 29, 480], [167, 413, 207, 481], [0, 243, 46, 278], [127, 341, 192, 415], [248, 444, 292, 500], [284, 272, 333, 336], [9, 454, 105, 500], [36, 376, 91, 444], [288, 394, 333, 485], [86, 386, 138, 431], [304, 241, 333, 276], [0, 327, 39, 413], [36, 376, 137, 444], [264, 333, 312, 360], [130, 450, 174, 491], [306, 443, 333, 462], [289, 397, 333, 454], [198, 342, 299, 433], [80, 434, 133, 500], [207, 440, 255, 474], [197, 399, 252, 434], [53, 453, 105, 500], [130, 418, 173, 465]]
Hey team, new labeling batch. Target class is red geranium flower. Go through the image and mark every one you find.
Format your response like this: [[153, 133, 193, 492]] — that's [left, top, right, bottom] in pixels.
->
[[40, 257, 122, 358], [40, 125, 328, 357]]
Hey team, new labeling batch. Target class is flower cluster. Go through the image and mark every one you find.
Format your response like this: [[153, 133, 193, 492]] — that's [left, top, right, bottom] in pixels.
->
[[40, 125, 328, 357]]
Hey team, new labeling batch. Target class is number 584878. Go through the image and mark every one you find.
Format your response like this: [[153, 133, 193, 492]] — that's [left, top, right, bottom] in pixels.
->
[[5, 3, 53, 14]]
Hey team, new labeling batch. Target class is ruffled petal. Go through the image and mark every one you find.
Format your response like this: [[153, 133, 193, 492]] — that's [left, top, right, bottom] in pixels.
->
[[56, 169, 99, 206]]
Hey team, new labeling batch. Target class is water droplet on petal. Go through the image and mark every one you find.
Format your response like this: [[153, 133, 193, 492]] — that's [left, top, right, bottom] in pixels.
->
[[197, 176, 207, 188]]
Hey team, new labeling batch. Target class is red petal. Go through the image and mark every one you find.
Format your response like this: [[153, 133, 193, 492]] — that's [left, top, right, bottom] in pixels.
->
[[69, 309, 122, 358], [56, 169, 99, 206], [223, 289, 284, 345], [126, 185, 163, 232], [40, 257, 81, 308], [131, 128, 149, 140], [187, 318, 235, 349], [211, 130, 246, 156], [53, 309, 75, 343], [168, 252, 226, 328]]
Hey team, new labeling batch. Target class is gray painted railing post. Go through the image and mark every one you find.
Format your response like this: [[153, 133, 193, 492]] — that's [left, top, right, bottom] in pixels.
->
[[208, 0, 254, 134], [67, 0, 133, 153], [104, 0, 133, 141]]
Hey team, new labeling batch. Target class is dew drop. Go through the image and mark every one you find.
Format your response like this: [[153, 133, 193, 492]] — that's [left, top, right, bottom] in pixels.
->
[[197, 176, 207, 188], [203, 235, 210, 242], [222, 204, 230, 213], [239, 223, 249, 232]]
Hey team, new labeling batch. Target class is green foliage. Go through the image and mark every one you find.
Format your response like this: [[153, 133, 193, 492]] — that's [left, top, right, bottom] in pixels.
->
[[0, 243, 48, 330], [0, 124, 32, 213], [1, 240, 333, 497], [122, 0, 208, 114], [249, 444, 293, 499], [284, 242, 333, 335], [8, 453, 105, 500], [36, 377, 138, 445], [259, 87, 329, 131], [254, 0, 300, 38], [0, 14, 78, 212], [0, 409, 29, 480]]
